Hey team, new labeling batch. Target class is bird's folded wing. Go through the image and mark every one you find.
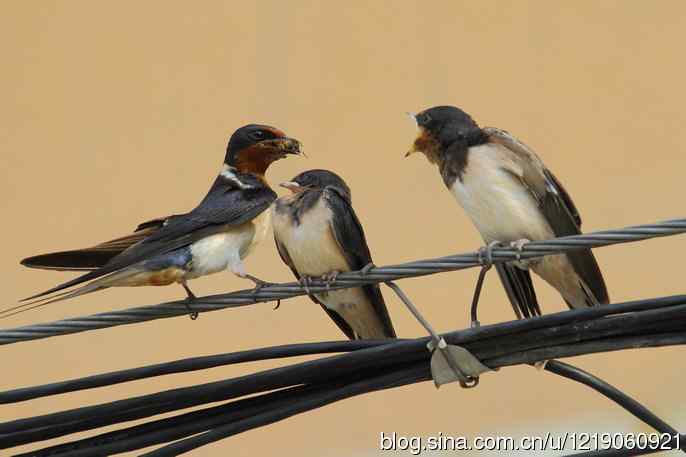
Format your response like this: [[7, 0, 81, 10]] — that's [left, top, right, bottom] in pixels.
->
[[325, 187, 396, 338], [484, 126, 608, 305], [21, 217, 172, 271], [24, 182, 277, 301]]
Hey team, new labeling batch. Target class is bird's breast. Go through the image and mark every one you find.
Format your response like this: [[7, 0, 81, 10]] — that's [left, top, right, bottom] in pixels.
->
[[450, 143, 553, 243], [188, 209, 271, 277], [272, 199, 350, 277]]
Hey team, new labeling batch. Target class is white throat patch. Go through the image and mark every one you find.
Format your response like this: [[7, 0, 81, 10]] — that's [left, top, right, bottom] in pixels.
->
[[220, 164, 255, 189]]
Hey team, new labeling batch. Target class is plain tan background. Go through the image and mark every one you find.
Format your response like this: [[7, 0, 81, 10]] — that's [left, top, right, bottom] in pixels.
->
[[2, 1, 685, 455]]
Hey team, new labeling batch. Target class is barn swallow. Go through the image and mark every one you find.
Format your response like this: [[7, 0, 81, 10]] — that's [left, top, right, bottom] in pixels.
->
[[272, 169, 396, 339], [406, 105, 609, 320], [4, 124, 302, 319]]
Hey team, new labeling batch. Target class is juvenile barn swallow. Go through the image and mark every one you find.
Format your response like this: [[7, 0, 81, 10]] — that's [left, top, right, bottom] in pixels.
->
[[272, 169, 396, 339], [406, 106, 609, 318], [4, 124, 301, 319]]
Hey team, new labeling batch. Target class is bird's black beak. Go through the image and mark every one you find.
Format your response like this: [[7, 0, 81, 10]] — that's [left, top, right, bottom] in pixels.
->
[[259, 137, 304, 156]]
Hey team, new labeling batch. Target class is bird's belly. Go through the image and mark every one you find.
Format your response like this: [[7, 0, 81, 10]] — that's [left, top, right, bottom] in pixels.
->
[[187, 211, 270, 278], [450, 164, 553, 243], [273, 206, 350, 278]]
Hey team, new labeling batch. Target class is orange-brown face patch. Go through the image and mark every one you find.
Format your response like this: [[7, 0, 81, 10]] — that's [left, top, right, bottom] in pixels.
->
[[413, 128, 442, 164], [233, 145, 281, 176], [265, 126, 286, 138]]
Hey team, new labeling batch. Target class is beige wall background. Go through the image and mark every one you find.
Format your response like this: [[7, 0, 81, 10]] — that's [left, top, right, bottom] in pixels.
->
[[2, 1, 685, 455]]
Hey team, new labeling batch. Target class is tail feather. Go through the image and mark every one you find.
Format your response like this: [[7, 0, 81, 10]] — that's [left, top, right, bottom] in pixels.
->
[[19, 216, 168, 273], [495, 263, 541, 319], [1, 284, 106, 319], [21, 249, 117, 272], [6, 266, 153, 319]]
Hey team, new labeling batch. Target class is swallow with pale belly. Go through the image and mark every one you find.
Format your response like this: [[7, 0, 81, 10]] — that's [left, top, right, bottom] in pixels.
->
[[5, 124, 302, 319], [272, 169, 396, 339], [406, 105, 609, 322]]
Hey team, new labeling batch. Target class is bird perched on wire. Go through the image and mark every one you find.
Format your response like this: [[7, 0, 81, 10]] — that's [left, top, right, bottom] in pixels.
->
[[406, 105, 609, 323], [5, 124, 302, 319], [272, 169, 396, 339]]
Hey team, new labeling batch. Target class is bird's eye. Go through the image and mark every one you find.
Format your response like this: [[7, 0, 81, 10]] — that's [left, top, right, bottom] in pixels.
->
[[419, 113, 432, 125], [250, 130, 266, 140]]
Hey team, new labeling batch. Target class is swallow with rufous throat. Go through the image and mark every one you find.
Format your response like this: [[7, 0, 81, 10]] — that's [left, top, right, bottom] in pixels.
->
[[406, 105, 609, 321], [5, 124, 302, 319], [272, 169, 396, 339]]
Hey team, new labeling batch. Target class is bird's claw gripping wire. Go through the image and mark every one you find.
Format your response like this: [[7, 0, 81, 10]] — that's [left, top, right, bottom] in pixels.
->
[[385, 281, 491, 388], [299, 276, 314, 295], [322, 271, 340, 291], [244, 275, 278, 305], [510, 238, 531, 263], [471, 241, 501, 327]]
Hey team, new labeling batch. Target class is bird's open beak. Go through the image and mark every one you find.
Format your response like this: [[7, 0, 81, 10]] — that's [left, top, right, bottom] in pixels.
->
[[279, 181, 304, 193], [405, 143, 419, 158], [405, 112, 420, 157]]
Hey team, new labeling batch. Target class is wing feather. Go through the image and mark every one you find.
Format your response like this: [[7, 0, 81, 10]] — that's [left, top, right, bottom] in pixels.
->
[[324, 188, 396, 338], [21, 217, 171, 271], [23, 179, 276, 301], [484, 127, 609, 305]]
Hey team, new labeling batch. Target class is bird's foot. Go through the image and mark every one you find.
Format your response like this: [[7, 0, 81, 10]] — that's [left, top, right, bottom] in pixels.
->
[[510, 238, 531, 262], [321, 271, 340, 291], [244, 274, 276, 293], [181, 283, 199, 320], [299, 275, 315, 295], [184, 299, 199, 321]]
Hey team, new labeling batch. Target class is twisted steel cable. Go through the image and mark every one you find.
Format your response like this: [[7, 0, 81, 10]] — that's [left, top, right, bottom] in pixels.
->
[[1, 218, 685, 346]]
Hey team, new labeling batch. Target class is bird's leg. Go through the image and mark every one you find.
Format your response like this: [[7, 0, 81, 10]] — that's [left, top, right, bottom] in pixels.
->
[[322, 270, 340, 291], [180, 281, 199, 320], [385, 281, 490, 388], [471, 241, 500, 327], [230, 261, 276, 292]]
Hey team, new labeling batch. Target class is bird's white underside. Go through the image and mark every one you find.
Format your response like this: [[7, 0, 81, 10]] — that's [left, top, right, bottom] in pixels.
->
[[187, 209, 271, 279], [272, 197, 386, 337], [451, 143, 589, 308], [450, 143, 554, 243]]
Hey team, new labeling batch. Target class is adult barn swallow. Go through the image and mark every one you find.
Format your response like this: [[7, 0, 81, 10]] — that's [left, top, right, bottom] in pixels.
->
[[5, 124, 301, 318], [407, 106, 608, 318], [272, 169, 396, 339]]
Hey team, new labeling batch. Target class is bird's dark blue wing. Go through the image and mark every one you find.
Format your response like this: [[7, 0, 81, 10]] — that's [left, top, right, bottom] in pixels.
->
[[486, 127, 609, 308], [324, 188, 396, 338], [24, 178, 277, 300], [540, 168, 609, 306]]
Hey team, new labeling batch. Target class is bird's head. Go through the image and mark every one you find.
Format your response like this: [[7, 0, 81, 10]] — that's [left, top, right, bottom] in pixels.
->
[[225, 124, 302, 175], [280, 169, 351, 202], [405, 105, 485, 164]]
